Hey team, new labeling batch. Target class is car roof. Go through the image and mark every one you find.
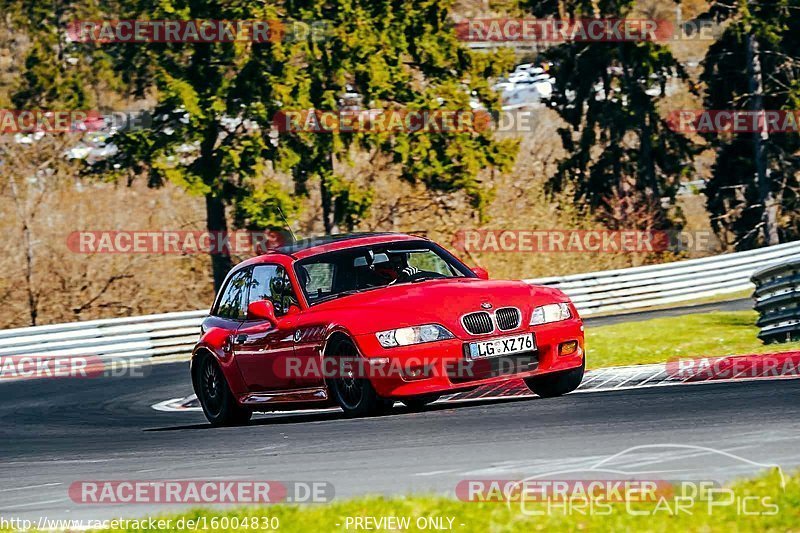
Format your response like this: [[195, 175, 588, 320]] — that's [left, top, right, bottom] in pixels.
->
[[277, 232, 390, 254], [285, 232, 428, 259], [234, 232, 429, 270]]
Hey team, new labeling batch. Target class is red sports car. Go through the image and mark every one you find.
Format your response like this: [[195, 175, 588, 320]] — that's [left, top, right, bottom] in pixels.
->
[[191, 233, 585, 426]]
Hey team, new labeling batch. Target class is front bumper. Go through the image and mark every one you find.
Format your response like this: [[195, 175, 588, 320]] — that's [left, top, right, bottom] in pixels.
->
[[353, 318, 584, 398]]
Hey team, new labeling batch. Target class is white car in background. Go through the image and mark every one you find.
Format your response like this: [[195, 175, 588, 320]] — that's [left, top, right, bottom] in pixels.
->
[[492, 63, 556, 109], [514, 63, 534, 73], [492, 77, 515, 93], [65, 132, 119, 164], [502, 78, 553, 108], [501, 76, 554, 108]]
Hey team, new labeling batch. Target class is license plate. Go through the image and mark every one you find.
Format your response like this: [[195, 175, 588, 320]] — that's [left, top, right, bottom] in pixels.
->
[[467, 333, 536, 361]]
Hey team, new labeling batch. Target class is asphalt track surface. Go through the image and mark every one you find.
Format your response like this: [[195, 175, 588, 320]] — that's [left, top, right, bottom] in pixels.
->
[[6, 297, 800, 523]]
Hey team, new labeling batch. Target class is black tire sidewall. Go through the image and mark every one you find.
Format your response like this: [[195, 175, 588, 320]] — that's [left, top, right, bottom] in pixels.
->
[[330, 374, 385, 417], [326, 342, 389, 417], [193, 352, 251, 426], [524, 359, 585, 398]]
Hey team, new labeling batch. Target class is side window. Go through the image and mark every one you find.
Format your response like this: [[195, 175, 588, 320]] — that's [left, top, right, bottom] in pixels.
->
[[215, 268, 251, 320], [248, 265, 298, 317]]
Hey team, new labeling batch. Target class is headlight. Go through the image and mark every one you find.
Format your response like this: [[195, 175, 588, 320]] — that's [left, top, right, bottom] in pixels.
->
[[376, 324, 454, 348], [530, 303, 572, 325]]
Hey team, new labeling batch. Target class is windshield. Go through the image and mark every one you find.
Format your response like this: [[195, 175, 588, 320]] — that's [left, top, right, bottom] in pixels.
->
[[295, 241, 473, 305]]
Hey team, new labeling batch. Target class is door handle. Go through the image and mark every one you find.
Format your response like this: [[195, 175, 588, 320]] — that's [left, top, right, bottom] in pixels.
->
[[235, 334, 248, 343]]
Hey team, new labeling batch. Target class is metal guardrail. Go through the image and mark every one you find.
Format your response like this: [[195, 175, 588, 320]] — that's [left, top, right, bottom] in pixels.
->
[[752, 259, 800, 343], [0, 310, 207, 362], [527, 240, 800, 316], [1, 240, 799, 361]]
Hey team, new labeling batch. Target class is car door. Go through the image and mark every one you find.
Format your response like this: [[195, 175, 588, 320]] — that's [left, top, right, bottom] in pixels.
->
[[290, 262, 334, 390], [232, 264, 300, 392]]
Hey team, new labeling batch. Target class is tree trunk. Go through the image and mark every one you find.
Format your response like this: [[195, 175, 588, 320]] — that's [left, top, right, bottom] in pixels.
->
[[22, 220, 37, 326], [319, 150, 338, 235], [746, 33, 780, 245], [206, 193, 231, 293], [8, 175, 37, 326], [320, 176, 334, 235], [196, 113, 231, 293], [640, 112, 658, 198]]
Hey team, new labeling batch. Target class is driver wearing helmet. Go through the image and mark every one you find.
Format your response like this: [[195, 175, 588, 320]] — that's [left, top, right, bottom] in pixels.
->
[[374, 251, 419, 284]]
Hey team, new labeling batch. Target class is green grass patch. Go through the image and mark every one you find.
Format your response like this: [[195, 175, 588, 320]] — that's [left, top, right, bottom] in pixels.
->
[[7, 469, 794, 532], [586, 310, 800, 370]]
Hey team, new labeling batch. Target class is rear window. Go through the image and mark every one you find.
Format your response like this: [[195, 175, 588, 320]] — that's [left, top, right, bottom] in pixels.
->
[[303, 263, 336, 298]]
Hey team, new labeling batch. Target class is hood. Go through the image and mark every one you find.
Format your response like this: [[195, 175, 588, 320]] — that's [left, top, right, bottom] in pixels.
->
[[302, 277, 569, 336]]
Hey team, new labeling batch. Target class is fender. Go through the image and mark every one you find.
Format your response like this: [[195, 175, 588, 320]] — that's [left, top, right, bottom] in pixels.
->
[[192, 335, 248, 396], [321, 324, 368, 360]]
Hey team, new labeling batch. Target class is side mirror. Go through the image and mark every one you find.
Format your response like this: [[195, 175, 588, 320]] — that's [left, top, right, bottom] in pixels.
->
[[472, 266, 489, 280], [247, 299, 277, 324]]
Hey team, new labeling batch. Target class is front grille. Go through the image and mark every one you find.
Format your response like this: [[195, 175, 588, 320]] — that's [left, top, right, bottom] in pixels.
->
[[495, 307, 521, 330], [462, 311, 493, 335]]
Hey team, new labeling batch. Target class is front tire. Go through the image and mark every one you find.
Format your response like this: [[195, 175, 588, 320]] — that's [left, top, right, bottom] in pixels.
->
[[524, 360, 585, 398], [193, 352, 252, 427], [326, 341, 393, 417]]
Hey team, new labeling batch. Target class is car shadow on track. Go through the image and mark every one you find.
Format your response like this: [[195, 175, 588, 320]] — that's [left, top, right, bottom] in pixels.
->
[[143, 395, 537, 432]]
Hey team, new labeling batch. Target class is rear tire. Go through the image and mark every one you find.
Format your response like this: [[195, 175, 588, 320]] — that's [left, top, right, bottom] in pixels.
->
[[326, 340, 393, 417], [524, 360, 585, 398], [193, 352, 252, 427], [401, 394, 441, 410]]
